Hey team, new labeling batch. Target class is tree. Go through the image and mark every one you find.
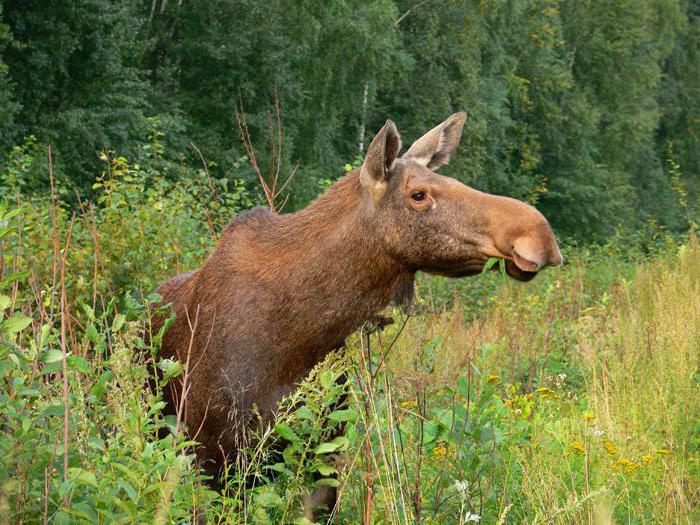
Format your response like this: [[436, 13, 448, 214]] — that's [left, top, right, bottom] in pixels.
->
[[0, 2, 19, 150], [2, 1, 158, 187]]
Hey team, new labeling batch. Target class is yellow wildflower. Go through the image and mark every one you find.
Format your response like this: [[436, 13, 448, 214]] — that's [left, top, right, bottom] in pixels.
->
[[641, 454, 653, 464], [603, 441, 618, 456], [535, 386, 559, 399], [569, 441, 585, 455], [655, 449, 673, 455], [613, 458, 640, 473], [586, 421, 597, 427], [400, 399, 417, 409], [535, 387, 555, 394], [486, 374, 501, 385], [433, 443, 448, 459], [582, 412, 597, 420]]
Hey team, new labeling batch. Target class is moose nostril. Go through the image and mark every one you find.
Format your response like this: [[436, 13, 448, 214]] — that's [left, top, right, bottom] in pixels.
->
[[511, 246, 542, 272]]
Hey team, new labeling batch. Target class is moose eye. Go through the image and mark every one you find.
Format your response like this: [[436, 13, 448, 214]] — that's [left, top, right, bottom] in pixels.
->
[[411, 191, 426, 202]]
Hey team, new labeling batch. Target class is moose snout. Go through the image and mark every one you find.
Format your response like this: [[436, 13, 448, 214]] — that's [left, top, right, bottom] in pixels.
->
[[511, 233, 563, 272]]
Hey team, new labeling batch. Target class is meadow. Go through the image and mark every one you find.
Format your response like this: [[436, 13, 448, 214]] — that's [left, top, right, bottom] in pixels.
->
[[0, 146, 697, 524]]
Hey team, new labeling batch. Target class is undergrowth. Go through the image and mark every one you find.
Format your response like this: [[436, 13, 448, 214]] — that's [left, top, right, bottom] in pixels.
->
[[0, 146, 697, 523]]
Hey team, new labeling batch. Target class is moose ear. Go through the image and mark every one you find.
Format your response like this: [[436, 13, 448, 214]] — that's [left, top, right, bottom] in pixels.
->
[[403, 112, 466, 170], [360, 120, 402, 199]]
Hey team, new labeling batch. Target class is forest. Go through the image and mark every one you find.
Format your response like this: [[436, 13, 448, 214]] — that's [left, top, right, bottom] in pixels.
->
[[0, 1, 698, 523], [1, 0, 698, 237]]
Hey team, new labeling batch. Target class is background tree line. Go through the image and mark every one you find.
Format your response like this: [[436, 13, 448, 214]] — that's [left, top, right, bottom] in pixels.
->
[[0, 0, 697, 240]]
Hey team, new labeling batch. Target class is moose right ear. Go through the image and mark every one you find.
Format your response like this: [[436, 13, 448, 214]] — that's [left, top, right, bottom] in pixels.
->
[[403, 112, 466, 170], [360, 120, 402, 201]]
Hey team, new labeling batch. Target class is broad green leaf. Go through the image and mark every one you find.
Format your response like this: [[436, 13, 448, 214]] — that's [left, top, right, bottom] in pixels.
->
[[255, 489, 283, 508], [1, 271, 29, 286], [315, 436, 349, 454], [111, 314, 126, 332], [67, 467, 98, 488], [39, 324, 52, 347], [85, 324, 100, 343], [274, 423, 301, 443], [43, 349, 64, 364], [42, 404, 65, 417], [315, 477, 340, 487], [0, 358, 14, 377], [4, 315, 32, 335], [264, 463, 289, 474], [316, 464, 338, 476], [294, 406, 315, 420], [158, 358, 183, 381], [0, 295, 11, 312], [67, 354, 91, 374], [327, 409, 359, 422]]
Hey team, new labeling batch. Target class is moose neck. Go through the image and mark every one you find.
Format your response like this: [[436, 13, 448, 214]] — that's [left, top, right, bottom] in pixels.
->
[[272, 171, 405, 336]]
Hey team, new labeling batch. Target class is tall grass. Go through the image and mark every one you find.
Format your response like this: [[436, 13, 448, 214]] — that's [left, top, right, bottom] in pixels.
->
[[326, 236, 698, 524]]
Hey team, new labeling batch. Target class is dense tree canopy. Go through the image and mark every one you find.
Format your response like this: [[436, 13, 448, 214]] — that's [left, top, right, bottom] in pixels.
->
[[0, 0, 697, 240]]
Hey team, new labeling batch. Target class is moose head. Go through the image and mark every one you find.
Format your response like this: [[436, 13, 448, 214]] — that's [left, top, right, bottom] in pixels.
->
[[358, 112, 562, 281]]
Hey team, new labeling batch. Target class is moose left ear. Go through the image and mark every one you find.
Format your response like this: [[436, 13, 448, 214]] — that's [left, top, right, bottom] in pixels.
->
[[403, 112, 467, 170], [361, 120, 402, 200]]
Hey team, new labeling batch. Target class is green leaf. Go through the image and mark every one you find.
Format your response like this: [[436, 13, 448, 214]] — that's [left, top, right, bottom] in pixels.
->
[[67, 467, 98, 488], [1, 271, 29, 286], [481, 257, 501, 275], [118, 480, 138, 502], [264, 463, 290, 474], [41, 404, 65, 417], [315, 436, 349, 454], [423, 421, 439, 445], [316, 464, 338, 476], [39, 324, 52, 347], [67, 355, 91, 374], [43, 349, 64, 364], [0, 295, 11, 312], [274, 423, 301, 443], [111, 314, 126, 333], [158, 358, 183, 381], [85, 324, 100, 343], [327, 409, 359, 422], [294, 406, 315, 420], [319, 370, 338, 390], [89, 371, 113, 401], [255, 489, 283, 508], [0, 358, 15, 377], [315, 477, 340, 487], [152, 314, 176, 350], [4, 315, 32, 335]]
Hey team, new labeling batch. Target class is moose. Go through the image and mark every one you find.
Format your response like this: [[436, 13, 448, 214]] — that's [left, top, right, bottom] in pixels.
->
[[153, 112, 562, 511]]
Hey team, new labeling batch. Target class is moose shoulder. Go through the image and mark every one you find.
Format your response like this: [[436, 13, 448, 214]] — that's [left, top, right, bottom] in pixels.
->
[[153, 112, 562, 473]]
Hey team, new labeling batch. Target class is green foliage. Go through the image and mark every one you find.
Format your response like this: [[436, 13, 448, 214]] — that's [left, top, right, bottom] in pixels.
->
[[1, 1, 160, 188], [1, 1, 698, 239]]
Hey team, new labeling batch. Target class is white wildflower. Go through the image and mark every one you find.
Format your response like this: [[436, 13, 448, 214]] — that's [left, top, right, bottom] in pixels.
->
[[454, 480, 470, 495]]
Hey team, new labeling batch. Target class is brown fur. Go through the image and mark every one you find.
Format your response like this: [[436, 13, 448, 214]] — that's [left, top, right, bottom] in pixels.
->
[[153, 113, 562, 472]]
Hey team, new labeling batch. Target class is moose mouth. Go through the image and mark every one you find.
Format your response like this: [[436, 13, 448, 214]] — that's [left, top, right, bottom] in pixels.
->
[[428, 256, 539, 281], [502, 258, 538, 281]]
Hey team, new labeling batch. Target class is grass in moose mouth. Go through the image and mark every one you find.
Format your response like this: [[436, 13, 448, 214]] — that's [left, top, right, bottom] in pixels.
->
[[0, 182, 697, 524]]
